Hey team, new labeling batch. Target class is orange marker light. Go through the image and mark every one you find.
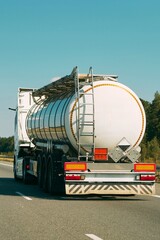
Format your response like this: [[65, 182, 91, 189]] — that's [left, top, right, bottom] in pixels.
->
[[64, 162, 87, 171], [134, 163, 156, 172], [94, 148, 108, 161]]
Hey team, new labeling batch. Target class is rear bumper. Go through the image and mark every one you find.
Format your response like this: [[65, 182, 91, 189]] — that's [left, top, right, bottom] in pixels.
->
[[65, 182, 155, 195], [65, 170, 155, 195]]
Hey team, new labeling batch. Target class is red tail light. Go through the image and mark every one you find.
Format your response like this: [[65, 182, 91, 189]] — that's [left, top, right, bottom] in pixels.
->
[[26, 164, 30, 170], [65, 175, 85, 180], [140, 175, 155, 181]]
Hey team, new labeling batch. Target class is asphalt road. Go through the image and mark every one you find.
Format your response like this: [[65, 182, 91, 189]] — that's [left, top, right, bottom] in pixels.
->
[[0, 162, 160, 240]]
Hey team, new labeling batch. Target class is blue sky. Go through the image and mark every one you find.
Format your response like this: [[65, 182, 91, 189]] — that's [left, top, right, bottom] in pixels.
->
[[0, 0, 160, 137]]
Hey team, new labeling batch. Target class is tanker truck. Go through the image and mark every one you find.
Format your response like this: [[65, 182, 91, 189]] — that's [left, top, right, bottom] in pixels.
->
[[13, 67, 156, 195]]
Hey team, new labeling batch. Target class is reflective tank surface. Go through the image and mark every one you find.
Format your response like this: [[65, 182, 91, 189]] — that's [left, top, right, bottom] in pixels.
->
[[26, 80, 146, 154]]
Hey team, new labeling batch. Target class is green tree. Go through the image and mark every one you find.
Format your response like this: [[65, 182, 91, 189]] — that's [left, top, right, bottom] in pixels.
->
[[140, 93, 160, 162], [140, 98, 151, 143], [140, 142, 147, 162], [146, 137, 160, 163], [0, 136, 14, 153], [148, 91, 160, 142]]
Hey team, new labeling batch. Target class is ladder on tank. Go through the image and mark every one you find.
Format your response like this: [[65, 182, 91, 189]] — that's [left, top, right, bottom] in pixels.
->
[[74, 67, 95, 161]]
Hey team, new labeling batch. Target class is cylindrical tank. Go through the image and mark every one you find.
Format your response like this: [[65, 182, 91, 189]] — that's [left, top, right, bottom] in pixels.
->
[[26, 79, 146, 154]]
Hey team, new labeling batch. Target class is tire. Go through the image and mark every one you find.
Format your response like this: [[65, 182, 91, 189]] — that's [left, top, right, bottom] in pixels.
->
[[14, 157, 19, 181], [47, 151, 65, 195], [42, 154, 49, 192], [37, 154, 43, 188], [47, 155, 52, 194]]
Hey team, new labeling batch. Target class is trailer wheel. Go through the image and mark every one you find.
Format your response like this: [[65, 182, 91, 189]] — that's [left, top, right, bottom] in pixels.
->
[[47, 155, 52, 194], [47, 151, 65, 195], [37, 154, 43, 188], [42, 154, 49, 192], [14, 157, 18, 181]]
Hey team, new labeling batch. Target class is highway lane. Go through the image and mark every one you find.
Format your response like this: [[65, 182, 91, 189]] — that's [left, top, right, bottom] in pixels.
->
[[0, 162, 160, 240]]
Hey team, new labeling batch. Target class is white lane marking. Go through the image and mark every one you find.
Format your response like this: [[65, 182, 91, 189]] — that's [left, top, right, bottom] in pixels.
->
[[0, 163, 13, 168], [16, 192, 32, 201], [152, 195, 160, 198], [85, 234, 103, 240]]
